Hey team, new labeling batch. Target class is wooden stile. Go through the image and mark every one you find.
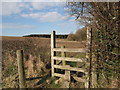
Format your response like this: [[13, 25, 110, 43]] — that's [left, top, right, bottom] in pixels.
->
[[51, 27, 94, 88]]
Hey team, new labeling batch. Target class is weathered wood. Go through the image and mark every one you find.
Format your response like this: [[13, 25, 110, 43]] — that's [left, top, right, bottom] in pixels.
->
[[84, 72, 89, 88], [92, 55, 97, 88], [56, 61, 62, 65], [54, 73, 65, 78], [53, 56, 85, 62], [55, 46, 66, 65], [65, 70, 71, 82], [50, 29, 94, 88], [52, 48, 86, 53], [89, 27, 93, 88], [61, 46, 66, 65], [72, 75, 87, 83], [64, 70, 70, 88], [85, 27, 93, 88], [17, 50, 26, 88], [54, 65, 86, 72], [85, 27, 91, 88], [51, 31, 56, 77]]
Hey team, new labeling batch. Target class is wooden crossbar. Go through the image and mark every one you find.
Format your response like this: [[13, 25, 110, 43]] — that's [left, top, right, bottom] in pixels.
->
[[54, 73, 65, 78], [53, 56, 86, 62], [52, 48, 86, 53], [54, 65, 86, 73]]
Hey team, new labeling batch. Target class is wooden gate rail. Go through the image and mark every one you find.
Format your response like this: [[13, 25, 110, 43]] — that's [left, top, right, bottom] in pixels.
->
[[54, 65, 86, 73], [53, 56, 85, 62], [52, 48, 85, 52], [51, 28, 96, 88]]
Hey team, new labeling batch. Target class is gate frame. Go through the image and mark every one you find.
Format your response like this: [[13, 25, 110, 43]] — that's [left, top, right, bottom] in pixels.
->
[[51, 27, 96, 88]]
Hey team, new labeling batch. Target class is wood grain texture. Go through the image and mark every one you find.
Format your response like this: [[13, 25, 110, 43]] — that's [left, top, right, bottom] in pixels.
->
[[52, 48, 86, 52], [53, 56, 85, 62], [54, 65, 86, 72]]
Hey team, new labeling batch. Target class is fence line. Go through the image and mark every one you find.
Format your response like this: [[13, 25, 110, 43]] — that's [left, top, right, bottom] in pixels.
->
[[15, 27, 96, 88]]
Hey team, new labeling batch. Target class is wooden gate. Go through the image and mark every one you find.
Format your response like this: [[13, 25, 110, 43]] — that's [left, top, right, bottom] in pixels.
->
[[51, 27, 94, 88]]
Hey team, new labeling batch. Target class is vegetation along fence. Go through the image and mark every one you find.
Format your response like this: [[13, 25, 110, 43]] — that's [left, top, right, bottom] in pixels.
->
[[51, 27, 97, 88]]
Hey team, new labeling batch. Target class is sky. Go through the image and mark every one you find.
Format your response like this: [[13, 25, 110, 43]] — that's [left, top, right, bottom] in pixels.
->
[[0, 1, 84, 36]]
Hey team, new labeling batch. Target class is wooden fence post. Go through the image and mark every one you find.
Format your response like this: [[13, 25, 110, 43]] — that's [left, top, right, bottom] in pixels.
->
[[86, 27, 97, 88], [89, 27, 92, 88], [61, 46, 66, 66], [85, 26, 92, 88], [17, 50, 26, 88], [92, 55, 97, 88], [51, 31, 56, 77], [64, 70, 70, 88]]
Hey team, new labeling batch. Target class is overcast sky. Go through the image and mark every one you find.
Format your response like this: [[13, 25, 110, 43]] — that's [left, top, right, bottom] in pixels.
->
[[0, 1, 84, 36]]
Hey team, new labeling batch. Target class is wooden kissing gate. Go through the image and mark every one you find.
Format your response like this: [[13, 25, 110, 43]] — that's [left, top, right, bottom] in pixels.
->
[[51, 27, 97, 88]]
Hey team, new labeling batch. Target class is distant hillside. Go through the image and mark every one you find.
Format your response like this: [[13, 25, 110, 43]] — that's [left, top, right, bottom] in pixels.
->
[[23, 34, 68, 39]]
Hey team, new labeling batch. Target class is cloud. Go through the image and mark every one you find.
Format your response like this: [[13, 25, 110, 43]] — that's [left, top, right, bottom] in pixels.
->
[[21, 12, 70, 22], [1, 0, 68, 2], [22, 0, 67, 2], [1, 0, 118, 2], [57, 22, 69, 27], [31, 2, 55, 10], [1, 2, 65, 16], [0, 24, 2, 29], [0, 2, 2, 15], [1, 23, 34, 29], [1, 2, 31, 16], [1, 0, 23, 2], [2, 2, 21, 16], [30, 2, 65, 10]]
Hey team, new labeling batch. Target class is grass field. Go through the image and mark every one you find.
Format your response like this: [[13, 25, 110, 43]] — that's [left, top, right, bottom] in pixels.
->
[[2, 36, 86, 88]]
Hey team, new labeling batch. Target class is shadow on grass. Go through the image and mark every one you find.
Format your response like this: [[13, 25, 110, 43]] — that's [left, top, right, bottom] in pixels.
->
[[35, 73, 50, 85], [25, 71, 51, 87], [26, 76, 43, 81]]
